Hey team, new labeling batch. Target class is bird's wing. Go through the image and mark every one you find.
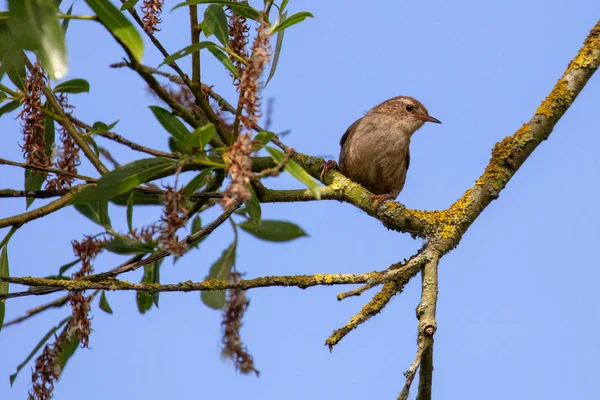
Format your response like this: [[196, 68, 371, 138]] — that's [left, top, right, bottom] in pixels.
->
[[340, 118, 362, 148]]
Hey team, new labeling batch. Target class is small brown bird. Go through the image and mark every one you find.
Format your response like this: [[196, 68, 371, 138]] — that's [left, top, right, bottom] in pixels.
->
[[322, 96, 441, 204]]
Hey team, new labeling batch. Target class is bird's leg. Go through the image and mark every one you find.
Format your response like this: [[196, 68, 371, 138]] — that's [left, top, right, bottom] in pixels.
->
[[371, 193, 395, 211], [320, 160, 339, 183]]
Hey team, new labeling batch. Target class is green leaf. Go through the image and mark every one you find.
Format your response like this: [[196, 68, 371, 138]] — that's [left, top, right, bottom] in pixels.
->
[[8, 0, 68, 79], [99, 290, 113, 314], [120, 0, 140, 11], [265, 11, 286, 86], [253, 131, 275, 150], [9, 317, 70, 386], [137, 259, 161, 313], [58, 259, 80, 276], [0, 100, 21, 119], [86, 0, 144, 63], [0, 92, 6, 102], [207, 46, 240, 78], [90, 120, 119, 134], [182, 169, 213, 199], [271, 11, 313, 34], [54, 78, 90, 94], [238, 219, 307, 242], [201, 240, 236, 309], [0, 23, 26, 87], [280, 0, 289, 12], [172, 1, 260, 20], [204, 5, 228, 46], [0, 246, 9, 333], [56, 333, 79, 375], [266, 147, 321, 199], [61, 3, 74, 33], [126, 191, 134, 233], [105, 237, 154, 255], [200, 20, 213, 37], [160, 41, 217, 66], [73, 157, 176, 203], [245, 184, 261, 223], [187, 123, 216, 151], [111, 190, 163, 206], [25, 106, 55, 208], [74, 200, 112, 227], [188, 215, 204, 251], [149, 106, 191, 147]]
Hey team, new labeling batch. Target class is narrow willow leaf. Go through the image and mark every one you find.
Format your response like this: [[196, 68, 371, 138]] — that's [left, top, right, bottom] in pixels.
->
[[99, 290, 113, 314], [271, 11, 314, 34], [0, 92, 6, 101], [188, 215, 203, 250], [160, 41, 216, 66], [149, 106, 191, 147], [8, 0, 68, 79], [253, 131, 276, 150], [137, 260, 160, 313], [245, 184, 261, 223], [74, 201, 112, 228], [187, 123, 216, 151], [58, 259, 80, 276], [201, 240, 236, 309], [25, 106, 55, 208], [0, 100, 21, 119], [54, 78, 90, 94], [238, 220, 307, 242], [280, 0, 289, 11], [0, 22, 26, 87], [204, 5, 228, 46], [127, 191, 134, 233], [265, 11, 286, 86], [0, 246, 9, 333], [90, 120, 119, 134], [105, 237, 154, 255], [111, 190, 162, 206], [61, 3, 74, 33], [86, 0, 144, 62], [56, 333, 79, 375], [266, 147, 321, 199], [120, 0, 140, 11], [9, 317, 70, 386], [172, 1, 260, 20], [73, 157, 176, 202], [207, 46, 240, 78], [182, 169, 213, 199]]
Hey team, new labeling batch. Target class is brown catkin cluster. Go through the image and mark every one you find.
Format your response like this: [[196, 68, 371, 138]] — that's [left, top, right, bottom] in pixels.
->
[[19, 61, 49, 170], [28, 324, 71, 400], [141, 0, 164, 34], [238, 21, 271, 130], [46, 93, 80, 190], [221, 272, 259, 376], [221, 133, 253, 207], [226, 5, 250, 82], [158, 185, 189, 256], [68, 236, 106, 349]]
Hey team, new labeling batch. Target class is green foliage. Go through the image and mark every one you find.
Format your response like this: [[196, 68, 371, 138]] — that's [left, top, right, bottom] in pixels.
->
[[105, 237, 155, 255], [238, 220, 307, 242], [203, 5, 229, 46], [266, 147, 321, 199], [172, 1, 260, 20], [137, 259, 161, 313], [201, 240, 236, 309], [0, 246, 8, 333], [53, 78, 90, 94], [99, 291, 114, 314], [74, 201, 112, 228], [7, 0, 67, 79], [86, 0, 144, 62], [270, 11, 314, 34], [73, 157, 176, 203]]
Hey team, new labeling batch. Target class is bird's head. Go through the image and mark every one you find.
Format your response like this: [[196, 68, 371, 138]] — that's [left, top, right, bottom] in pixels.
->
[[372, 96, 441, 135]]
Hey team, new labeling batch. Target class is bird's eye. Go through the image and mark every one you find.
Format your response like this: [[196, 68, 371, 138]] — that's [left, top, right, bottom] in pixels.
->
[[406, 104, 414, 112]]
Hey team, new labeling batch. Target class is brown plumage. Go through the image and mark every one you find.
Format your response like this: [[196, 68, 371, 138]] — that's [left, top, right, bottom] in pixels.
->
[[332, 96, 441, 201]]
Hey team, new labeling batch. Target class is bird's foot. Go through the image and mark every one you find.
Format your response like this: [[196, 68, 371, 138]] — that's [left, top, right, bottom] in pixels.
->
[[320, 160, 339, 182], [371, 193, 395, 211]]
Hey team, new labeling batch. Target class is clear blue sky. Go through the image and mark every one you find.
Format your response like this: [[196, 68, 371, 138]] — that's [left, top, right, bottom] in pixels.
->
[[1, 1, 599, 399]]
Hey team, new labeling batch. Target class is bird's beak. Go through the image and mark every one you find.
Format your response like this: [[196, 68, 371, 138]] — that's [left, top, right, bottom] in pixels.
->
[[420, 115, 441, 124]]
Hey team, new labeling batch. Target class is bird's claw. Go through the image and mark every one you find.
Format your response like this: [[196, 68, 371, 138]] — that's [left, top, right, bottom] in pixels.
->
[[320, 160, 339, 182], [371, 193, 395, 211]]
